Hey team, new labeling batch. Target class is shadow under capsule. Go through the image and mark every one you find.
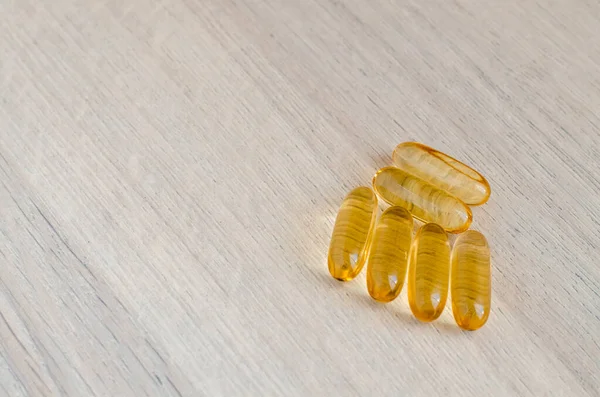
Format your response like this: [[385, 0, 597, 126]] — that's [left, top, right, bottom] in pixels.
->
[[368, 151, 394, 171], [334, 278, 465, 334]]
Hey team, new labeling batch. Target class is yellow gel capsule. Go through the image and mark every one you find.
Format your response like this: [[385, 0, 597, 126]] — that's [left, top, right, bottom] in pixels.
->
[[407, 223, 450, 322], [372, 167, 472, 233], [451, 230, 491, 331], [328, 187, 378, 281], [392, 142, 491, 205], [366, 206, 413, 302]]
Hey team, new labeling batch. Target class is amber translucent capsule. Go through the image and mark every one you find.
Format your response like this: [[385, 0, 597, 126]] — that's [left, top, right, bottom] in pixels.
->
[[407, 223, 450, 322], [372, 167, 472, 233], [328, 187, 378, 281], [366, 207, 413, 302], [451, 230, 491, 331], [392, 142, 491, 205]]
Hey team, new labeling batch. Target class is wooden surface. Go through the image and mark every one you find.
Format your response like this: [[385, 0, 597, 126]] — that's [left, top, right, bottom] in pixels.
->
[[1, 0, 600, 395]]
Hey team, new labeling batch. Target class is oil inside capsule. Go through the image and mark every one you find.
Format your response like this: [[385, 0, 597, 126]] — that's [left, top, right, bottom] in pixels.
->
[[451, 230, 491, 331], [328, 187, 378, 281], [407, 223, 450, 322], [392, 142, 491, 205], [372, 167, 472, 233], [366, 206, 413, 302]]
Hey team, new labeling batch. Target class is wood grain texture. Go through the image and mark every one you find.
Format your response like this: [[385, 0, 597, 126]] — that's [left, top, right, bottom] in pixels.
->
[[1, 0, 600, 395]]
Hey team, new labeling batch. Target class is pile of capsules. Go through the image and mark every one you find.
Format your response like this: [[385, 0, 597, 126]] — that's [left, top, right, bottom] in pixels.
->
[[327, 142, 491, 331]]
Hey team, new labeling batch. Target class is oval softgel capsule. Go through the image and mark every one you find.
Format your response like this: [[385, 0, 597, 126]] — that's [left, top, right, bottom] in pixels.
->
[[372, 167, 472, 233], [366, 206, 413, 302], [392, 142, 491, 205], [408, 223, 450, 322], [328, 187, 378, 281], [451, 230, 492, 331]]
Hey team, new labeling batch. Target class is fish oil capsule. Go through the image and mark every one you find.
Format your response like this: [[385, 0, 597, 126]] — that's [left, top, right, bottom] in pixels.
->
[[392, 142, 491, 205], [451, 230, 491, 331], [328, 187, 378, 281], [408, 223, 450, 322], [372, 167, 472, 233], [366, 207, 413, 302]]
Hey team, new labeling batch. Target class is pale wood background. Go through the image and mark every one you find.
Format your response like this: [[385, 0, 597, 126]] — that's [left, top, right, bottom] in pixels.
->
[[1, 0, 600, 396]]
